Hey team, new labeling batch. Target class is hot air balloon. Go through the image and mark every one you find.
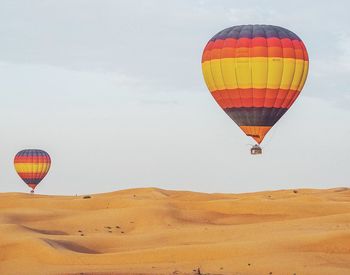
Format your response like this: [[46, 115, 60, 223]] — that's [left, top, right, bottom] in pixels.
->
[[201, 25, 309, 154], [14, 149, 51, 193]]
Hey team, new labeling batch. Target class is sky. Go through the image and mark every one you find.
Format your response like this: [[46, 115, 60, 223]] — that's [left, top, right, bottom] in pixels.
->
[[0, 0, 349, 195]]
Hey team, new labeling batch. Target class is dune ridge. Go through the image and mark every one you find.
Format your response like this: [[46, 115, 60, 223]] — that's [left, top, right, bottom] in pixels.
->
[[0, 187, 349, 275]]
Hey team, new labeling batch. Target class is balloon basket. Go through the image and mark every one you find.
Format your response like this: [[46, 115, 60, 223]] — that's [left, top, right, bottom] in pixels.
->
[[30, 190, 34, 194], [250, 144, 262, 155]]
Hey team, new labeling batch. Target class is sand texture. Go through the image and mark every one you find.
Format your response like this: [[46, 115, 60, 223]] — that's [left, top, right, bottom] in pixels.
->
[[0, 187, 350, 275]]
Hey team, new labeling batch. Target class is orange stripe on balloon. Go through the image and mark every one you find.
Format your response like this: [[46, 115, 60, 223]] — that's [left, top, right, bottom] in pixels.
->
[[28, 183, 37, 189], [202, 48, 306, 61], [239, 126, 272, 144]]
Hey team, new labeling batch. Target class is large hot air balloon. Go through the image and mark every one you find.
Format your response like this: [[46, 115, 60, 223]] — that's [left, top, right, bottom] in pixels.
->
[[14, 149, 51, 193], [201, 25, 309, 154]]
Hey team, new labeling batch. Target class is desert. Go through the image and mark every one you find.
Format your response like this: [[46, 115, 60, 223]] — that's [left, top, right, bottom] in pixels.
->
[[1, 187, 349, 275]]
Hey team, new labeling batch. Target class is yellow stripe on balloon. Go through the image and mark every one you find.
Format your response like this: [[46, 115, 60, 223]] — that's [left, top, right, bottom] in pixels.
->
[[251, 57, 268, 88], [201, 61, 217, 91], [235, 58, 252, 89], [209, 58, 226, 90], [220, 58, 238, 89], [202, 58, 309, 91], [297, 61, 309, 91], [14, 163, 50, 173]]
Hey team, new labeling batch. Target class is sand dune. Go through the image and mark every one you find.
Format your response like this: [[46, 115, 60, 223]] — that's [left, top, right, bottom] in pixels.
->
[[0, 188, 350, 275]]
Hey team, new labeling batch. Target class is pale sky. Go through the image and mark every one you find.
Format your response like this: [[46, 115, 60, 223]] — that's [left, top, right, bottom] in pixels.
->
[[0, 0, 349, 195]]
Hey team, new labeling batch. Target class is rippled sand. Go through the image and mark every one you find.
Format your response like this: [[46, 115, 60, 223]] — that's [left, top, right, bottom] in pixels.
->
[[0, 187, 349, 274]]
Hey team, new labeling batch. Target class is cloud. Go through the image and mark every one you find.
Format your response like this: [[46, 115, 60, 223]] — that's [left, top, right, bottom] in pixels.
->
[[338, 34, 350, 72], [227, 7, 280, 25], [306, 30, 350, 109], [0, 0, 349, 194]]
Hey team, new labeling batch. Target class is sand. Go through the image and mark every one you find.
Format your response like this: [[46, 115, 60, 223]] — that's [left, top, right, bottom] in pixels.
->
[[0, 187, 349, 275]]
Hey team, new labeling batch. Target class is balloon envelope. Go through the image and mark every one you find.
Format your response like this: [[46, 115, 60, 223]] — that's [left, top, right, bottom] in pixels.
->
[[14, 149, 51, 191], [202, 25, 309, 143]]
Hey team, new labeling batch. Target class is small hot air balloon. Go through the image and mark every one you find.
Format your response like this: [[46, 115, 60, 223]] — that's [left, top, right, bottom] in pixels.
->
[[14, 149, 51, 193], [201, 25, 309, 154]]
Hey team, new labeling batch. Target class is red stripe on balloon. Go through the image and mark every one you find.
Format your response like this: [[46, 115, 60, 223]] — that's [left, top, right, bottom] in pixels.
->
[[14, 156, 51, 163], [211, 88, 300, 109], [17, 172, 48, 179], [202, 38, 308, 62]]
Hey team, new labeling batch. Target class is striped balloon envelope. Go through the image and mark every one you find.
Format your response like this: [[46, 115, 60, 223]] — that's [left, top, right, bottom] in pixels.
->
[[14, 149, 51, 192], [202, 25, 309, 144]]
